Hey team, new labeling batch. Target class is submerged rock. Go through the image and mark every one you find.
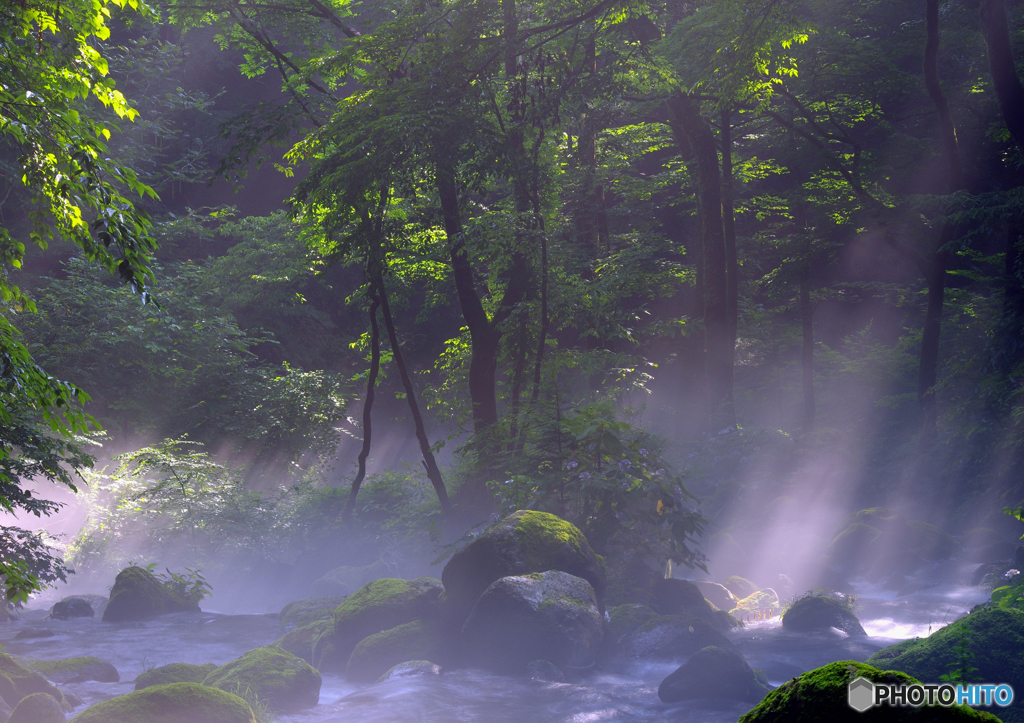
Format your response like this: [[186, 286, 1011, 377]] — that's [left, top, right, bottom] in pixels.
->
[[314, 578, 443, 671], [49, 597, 93, 620], [442, 511, 606, 618], [658, 645, 770, 703], [102, 567, 198, 622], [619, 615, 732, 660], [69, 682, 256, 723], [279, 596, 348, 632], [8, 692, 64, 723], [135, 663, 217, 690], [20, 656, 119, 684], [737, 661, 999, 722], [781, 593, 866, 636], [346, 619, 448, 683], [376, 660, 441, 683], [310, 560, 392, 598], [461, 570, 603, 672], [203, 646, 320, 713]]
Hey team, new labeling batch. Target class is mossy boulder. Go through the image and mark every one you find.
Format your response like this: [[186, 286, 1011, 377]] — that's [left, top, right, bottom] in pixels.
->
[[724, 576, 758, 600], [618, 615, 733, 660], [313, 577, 443, 671], [49, 597, 93, 620], [203, 646, 320, 713], [309, 560, 391, 598], [70, 683, 257, 723], [692, 580, 739, 612], [461, 570, 603, 672], [0, 652, 64, 707], [102, 566, 198, 622], [828, 508, 960, 578], [275, 620, 330, 664], [442, 511, 606, 619], [8, 692, 64, 723], [279, 596, 348, 632], [652, 579, 726, 629], [866, 607, 1024, 721], [376, 660, 441, 683], [607, 604, 658, 643], [135, 663, 217, 690], [346, 619, 448, 683], [20, 656, 119, 684], [737, 661, 1000, 722], [782, 594, 866, 635], [658, 645, 770, 703]]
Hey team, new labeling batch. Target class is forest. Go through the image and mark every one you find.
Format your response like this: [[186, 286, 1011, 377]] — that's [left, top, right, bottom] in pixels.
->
[[3, 0, 1024, 720]]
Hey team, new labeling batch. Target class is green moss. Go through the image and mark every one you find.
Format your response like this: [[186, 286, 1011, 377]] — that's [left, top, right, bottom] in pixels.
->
[[20, 656, 119, 684], [135, 663, 217, 690], [0, 652, 62, 706], [730, 590, 779, 616], [334, 579, 414, 622], [345, 620, 447, 683], [275, 620, 330, 664], [738, 661, 999, 723], [203, 646, 321, 713], [102, 566, 196, 622], [864, 638, 919, 666], [514, 510, 584, 560], [70, 682, 256, 723], [279, 596, 347, 631], [607, 604, 658, 642]]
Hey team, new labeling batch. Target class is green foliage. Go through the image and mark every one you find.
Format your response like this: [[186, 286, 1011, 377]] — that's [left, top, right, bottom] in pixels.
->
[[939, 622, 981, 685]]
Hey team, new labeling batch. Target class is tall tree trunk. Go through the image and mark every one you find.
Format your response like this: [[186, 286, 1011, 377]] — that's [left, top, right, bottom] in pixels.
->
[[979, 0, 1024, 154], [919, 0, 963, 437], [799, 263, 816, 433], [668, 91, 735, 430], [343, 285, 381, 522], [376, 273, 452, 516], [576, 33, 608, 253], [720, 106, 739, 359]]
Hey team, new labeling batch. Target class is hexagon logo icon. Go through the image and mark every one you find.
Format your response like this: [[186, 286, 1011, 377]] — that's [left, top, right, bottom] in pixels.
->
[[848, 676, 874, 712]]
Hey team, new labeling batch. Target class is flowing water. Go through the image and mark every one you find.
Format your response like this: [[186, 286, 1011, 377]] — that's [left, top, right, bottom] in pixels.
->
[[3, 561, 991, 723]]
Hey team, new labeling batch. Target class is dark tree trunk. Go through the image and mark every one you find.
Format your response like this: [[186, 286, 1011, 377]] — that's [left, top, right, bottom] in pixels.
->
[[668, 91, 735, 430], [376, 273, 452, 516], [576, 34, 608, 253], [799, 265, 816, 434], [720, 106, 739, 358], [343, 286, 381, 522], [979, 0, 1024, 154]]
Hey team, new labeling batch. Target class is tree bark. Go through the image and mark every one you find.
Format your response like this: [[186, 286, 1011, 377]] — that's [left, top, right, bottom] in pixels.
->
[[979, 0, 1024, 154], [343, 285, 381, 522], [376, 273, 452, 516], [668, 91, 735, 430], [799, 264, 815, 434], [720, 106, 739, 359]]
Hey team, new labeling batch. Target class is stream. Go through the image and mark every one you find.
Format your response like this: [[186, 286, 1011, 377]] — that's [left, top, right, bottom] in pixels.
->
[[3, 561, 991, 723]]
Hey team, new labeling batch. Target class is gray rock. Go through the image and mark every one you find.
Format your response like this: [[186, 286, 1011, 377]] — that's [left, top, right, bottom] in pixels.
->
[[658, 645, 771, 703], [102, 567, 198, 622], [619, 615, 733, 660], [376, 660, 442, 683], [49, 597, 93, 620], [527, 659, 564, 682], [7, 693, 63, 723], [781, 593, 866, 636], [691, 580, 738, 612], [279, 596, 347, 632], [461, 570, 603, 672]]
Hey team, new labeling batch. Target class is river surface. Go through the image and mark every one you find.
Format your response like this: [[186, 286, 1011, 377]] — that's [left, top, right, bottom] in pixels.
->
[[4, 562, 991, 723]]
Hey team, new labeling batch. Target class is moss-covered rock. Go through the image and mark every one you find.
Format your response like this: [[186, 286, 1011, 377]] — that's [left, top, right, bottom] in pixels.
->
[[346, 619, 448, 683], [659, 645, 770, 703], [618, 615, 733, 660], [314, 577, 443, 671], [652, 579, 727, 630], [827, 508, 960, 578], [279, 596, 348, 632], [309, 560, 392, 598], [135, 663, 217, 690], [70, 683, 257, 723], [692, 580, 738, 612], [782, 593, 866, 636], [0, 695, 12, 722], [737, 661, 1000, 722], [461, 570, 603, 672], [866, 607, 1024, 722], [603, 556, 661, 608], [607, 604, 658, 643], [442, 511, 606, 619], [8, 692, 64, 723], [730, 589, 781, 618], [20, 656, 119, 684], [275, 620, 330, 664], [0, 652, 63, 707], [102, 566, 198, 622], [376, 660, 441, 683], [49, 597, 93, 620], [203, 646, 320, 713], [724, 576, 758, 600]]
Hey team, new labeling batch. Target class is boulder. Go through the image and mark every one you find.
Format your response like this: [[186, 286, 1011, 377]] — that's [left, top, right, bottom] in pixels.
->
[[658, 645, 770, 703], [203, 646, 320, 713], [8, 692, 64, 723], [309, 560, 392, 598], [461, 570, 603, 672], [21, 656, 119, 684], [49, 597, 93, 620], [866, 607, 1024, 720], [12, 628, 54, 640], [0, 652, 64, 707], [442, 511, 606, 618], [346, 620, 448, 683], [376, 660, 441, 683], [691, 580, 738, 612], [135, 663, 217, 690], [102, 567, 198, 622], [652, 579, 722, 628], [275, 620, 330, 664], [781, 593, 866, 636], [737, 661, 999, 722], [279, 596, 347, 632], [313, 578, 443, 671], [723, 576, 758, 600], [618, 615, 733, 660], [607, 604, 658, 643], [827, 508, 960, 578], [69, 683, 256, 723]]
